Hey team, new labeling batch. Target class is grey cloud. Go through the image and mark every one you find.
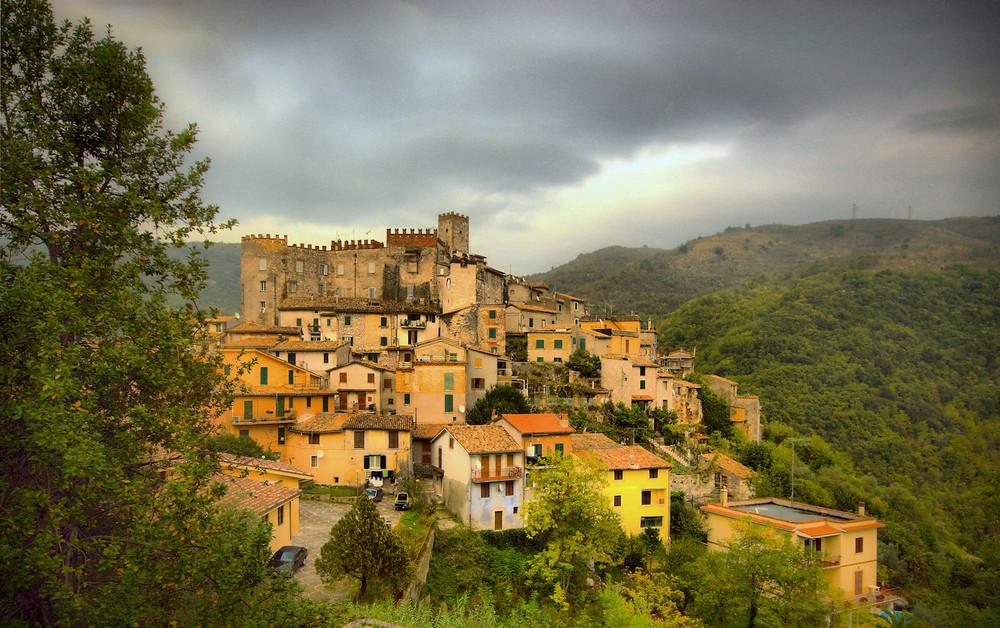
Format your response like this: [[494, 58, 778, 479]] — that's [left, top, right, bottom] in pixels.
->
[[903, 105, 1000, 135]]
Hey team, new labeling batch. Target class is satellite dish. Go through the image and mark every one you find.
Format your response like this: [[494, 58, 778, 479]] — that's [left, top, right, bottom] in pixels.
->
[[317, 450, 324, 459], [459, 405, 465, 413]]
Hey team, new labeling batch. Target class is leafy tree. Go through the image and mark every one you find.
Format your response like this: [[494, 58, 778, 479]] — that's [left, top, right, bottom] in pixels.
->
[[599, 402, 655, 444], [694, 380, 733, 438], [669, 491, 708, 543], [567, 347, 601, 378], [506, 334, 527, 361], [316, 495, 411, 598], [688, 527, 830, 627], [522, 455, 622, 609], [617, 570, 702, 627], [206, 432, 279, 459], [0, 1, 306, 624], [465, 384, 530, 424]]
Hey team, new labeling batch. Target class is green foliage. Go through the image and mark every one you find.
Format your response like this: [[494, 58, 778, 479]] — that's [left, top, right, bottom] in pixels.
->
[[616, 570, 702, 627], [687, 527, 830, 627], [669, 492, 708, 543], [316, 494, 411, 599], [506, 335, 527, 362], [567, 347, 602, 378], [690, 376, 733, 438], [522, 455, 623, 609], [206, 432, 279, 459], [465, 384, 530, 425], [423, 527, 534, 609], [662, 266, 1000, 624]]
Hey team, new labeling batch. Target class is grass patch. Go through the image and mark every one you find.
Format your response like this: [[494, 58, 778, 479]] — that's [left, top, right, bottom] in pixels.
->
[[395, 505, 436, 559], [303, 484, 359, 497]]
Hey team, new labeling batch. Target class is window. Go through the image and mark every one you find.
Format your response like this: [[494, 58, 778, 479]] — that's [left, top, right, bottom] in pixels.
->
[[239, 429, 249, 439], [506, 453, 514, 466], [288, 370, 294, 385], [367, 287, 376, 299], [380, 316, 388, 328], [641, 490, 651, 505], [449, 437, 454, 449], [258, 257, 267, 271], [553, 357, 562, 363], [259, 301, 266, 313], [536, 357, 543, 363], [337, 287, 345, 297], [306, 397, 311, 407], [505, 481, 514, 496], [855, 537, 864, 553], [443, 373, 454, 391], [310, 455, 318, 468], [481, 483, 490, 498], [259, 367, 268, 385], [579, 338, 586, 350], [528, 317, 534, 328], [367, 373, 375, 384], [554, 339, 563, 349], [296, 318, 303, 327], [323, 352, 329, 364], [445, 278, 451, 288], [489, 310, 496, 319], [404, 393, 411, 405], [259, 280, 266, 292], [513, 506, 518, 514], [389, 431, 399, 449], [243, 400, 253, 420], [288, 280, 298, 293], [383, 378, 392, 389], [339, 372, 347, 384], [444, 394, 454, 412], [613, 495, 621, 507], [649, 468, 658, 479], [471, 377, 485, 390], [535, 339, 544, 349], [277, 504, 284, 525], [326, 318, 332, 326], [488, 327, 497, 339], [640, 516, 663, 528], [312, 318, 319, 329], [368, 261, 376, 274], [639, 366, 646, 376], [804, 538, 822, 552], [406, 285, 415, 299], [336, 263, 344, 276], [308, 433, 320, 445], [344, 315, 352, 326], [613, 470, 623, 481], [380, 336, 388, 346], [278, 427, 286, 445], [639, 380, 646, 390], [321, 263, 329, 275], [555, 443, 564, 456], [322, 395, 329, 412], [354, 431, 365, 448], [295, 260, 304, 273]]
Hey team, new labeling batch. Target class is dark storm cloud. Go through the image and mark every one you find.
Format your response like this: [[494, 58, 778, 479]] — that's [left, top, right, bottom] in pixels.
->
[[52, 0, 1000, 270]]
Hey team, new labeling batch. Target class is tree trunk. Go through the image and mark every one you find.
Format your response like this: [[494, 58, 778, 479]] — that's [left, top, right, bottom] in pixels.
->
[[748, 596, 757, 628], [359, 575, 368, 598]]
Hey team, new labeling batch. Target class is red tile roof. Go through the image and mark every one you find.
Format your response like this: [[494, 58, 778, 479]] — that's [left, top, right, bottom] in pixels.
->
[[499, 413, 574, 435], [413, 423, 449, 440], [219, 454, 313, 478], [570, 432, 619, 450], [290, 412, 413, 433], [700, 452, 755, 479], [579, 445, 671, 470], [439, 425, 521, 454], [272, 339, 350, 351], [214, 474, 300, 516]]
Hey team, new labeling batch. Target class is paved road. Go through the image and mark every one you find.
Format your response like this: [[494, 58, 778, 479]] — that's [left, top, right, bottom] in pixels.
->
[[292, 496, 404, 601]]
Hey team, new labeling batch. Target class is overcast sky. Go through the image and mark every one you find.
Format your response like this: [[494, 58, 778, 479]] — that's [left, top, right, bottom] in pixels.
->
[[54, 0, 1000, 273]]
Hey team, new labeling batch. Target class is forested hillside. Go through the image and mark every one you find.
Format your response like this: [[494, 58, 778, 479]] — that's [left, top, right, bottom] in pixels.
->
[[166, 242, 243, 315], [660, 265, 1000, 624], [530, 217, 1000, 318]]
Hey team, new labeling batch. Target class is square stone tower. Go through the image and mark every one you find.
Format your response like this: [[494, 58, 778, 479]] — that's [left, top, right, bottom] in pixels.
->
[[438, 212, 469, 255]]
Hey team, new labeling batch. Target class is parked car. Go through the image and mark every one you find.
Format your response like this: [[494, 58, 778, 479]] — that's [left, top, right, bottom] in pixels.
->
[[365, 487, 383, 502], [269, 546, 308, 573], [394, 492, 410, 511]]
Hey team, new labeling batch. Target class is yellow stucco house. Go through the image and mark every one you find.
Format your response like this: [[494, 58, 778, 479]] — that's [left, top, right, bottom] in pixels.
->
[[215, 473, 302, 553], [701, 496, 887, 601], [526, 327, 574, 364], [575, 444, 672, 543], [284, 412, 414, 486]]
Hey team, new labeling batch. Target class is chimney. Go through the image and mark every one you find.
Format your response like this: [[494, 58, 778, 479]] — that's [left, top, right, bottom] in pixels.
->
[[720, 487, 728, 507], [857, 502, 866, 517], [559, 413, 569, 428]]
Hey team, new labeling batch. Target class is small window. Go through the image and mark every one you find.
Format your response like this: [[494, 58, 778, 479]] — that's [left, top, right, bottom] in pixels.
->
[[406, 285, 415, 299], [404, 393, 411, 405], [471, 377, 485, 390], [287, 369, 294, 385], [489, 310, 497, 320], [855, 537, 864, 553], [640, 380, 646, 390], [380, 316, 388, 328], [553, 357, 562, 363], [310, 455, 318, 468], [337, 287, 345, 297], [306, 397, 311, 408], [640, 516, 663, 528], [443, 373, 455, 390], [259, 280, 267, 292], [506, 453, 514, 466], [259, 301, 266, 313], [326, 318, 332, 326], [639, 366, 646, 376], [613, 470, 623, 481], [277, 504, 284, 525], [449, 437, 454, 449], [354, 431, 365, 448], [488, 327, 497, 339], [368, 261, 376, 275], [383, 378, 392, 389], [296, 318, 303, 327], [259, 367, 268, 385], [505, 481, 514, 496], [444, 394, 454, 412], [368, 287, 376, 299], [641, 490, 651, 505], [308, 433, 320, 445], [554, 339, 563, 349], [367, 373, 375, 384], [323, 352, 329, 364], [481, 483, 490, 498], [288, 281, 297, 293], [336, 263, 345, 276], [380, 336, 388, 347], [389, 431, 399, 449], [555, 443, 564, 456], [321, 263, 329, 276], [649, 468, 658, 479], [258, 257, 267, 271], [339, 372, 347, 384], [278, 427, 286, 445], [528, 317, 534, 328], [513, 506, 518, 514], [344, 315, 352, 326], [535, 339, 544, 349], [295, 260, 304, 273], [613, 495, 622, 507], [536, 357, 544, 363], [239, 429, 249, 439]]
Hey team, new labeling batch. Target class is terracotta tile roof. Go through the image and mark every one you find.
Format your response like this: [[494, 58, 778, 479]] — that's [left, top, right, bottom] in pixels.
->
[[796, 524, 841, 538], [514, 303, 558, 314], [328, 359, 392, 372], [279, 296, 438, 314], [580, 329, 612, 338], [215, 473, 300, 516], [633, 359, 660, 367], [290, 412, 413, 433], [499, 413, 574, 435], [630, 394, 654, 401], [570, 432, 619, 450], [579, 445, 671, 470], [413, 423, 450, 440], [228, 321, 301, 335], [708, 374, 739, 386], [700, 452, 755, 479], [219, 454, 313, 478], [667, 351, 693, 358], [441, 425, 521, 454], [672, 380, 701, 388], [272, 339, 349, 351], [221, 339, 283, 349]]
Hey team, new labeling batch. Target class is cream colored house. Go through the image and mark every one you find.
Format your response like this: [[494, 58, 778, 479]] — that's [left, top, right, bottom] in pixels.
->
[[327, 360, 396, 413], [395, 337, 468, 424], [704, 374, 762, 442], [270, 339, 351, 372]]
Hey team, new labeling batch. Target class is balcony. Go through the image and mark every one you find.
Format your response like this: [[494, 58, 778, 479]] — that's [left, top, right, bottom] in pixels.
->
[[400, 319, 426, 328], [471, 466, 523, 482], [232, 414, 296, 426]]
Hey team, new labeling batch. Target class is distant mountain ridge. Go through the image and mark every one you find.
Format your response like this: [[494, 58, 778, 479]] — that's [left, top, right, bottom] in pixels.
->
[[528, 216, 1000, 318]]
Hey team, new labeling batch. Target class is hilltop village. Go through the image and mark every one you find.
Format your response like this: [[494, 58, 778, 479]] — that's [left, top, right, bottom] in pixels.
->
[[205, 213, 901, 620]]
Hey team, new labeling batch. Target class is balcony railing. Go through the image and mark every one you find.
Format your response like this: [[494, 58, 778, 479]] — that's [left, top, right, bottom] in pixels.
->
[[232, 414, 296, 425], [400, 319, 426, 328], [471, 466, 523, 482]]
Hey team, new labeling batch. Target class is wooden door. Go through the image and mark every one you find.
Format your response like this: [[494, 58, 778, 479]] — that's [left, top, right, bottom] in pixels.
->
[[494, 510, 503, 530], [421, 442, 431, 464], [854, 570, 863, 596], [482, 455, 491, 478]]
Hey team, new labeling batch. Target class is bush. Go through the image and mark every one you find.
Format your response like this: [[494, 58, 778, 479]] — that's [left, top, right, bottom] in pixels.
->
[[206, 433, 279, 459]]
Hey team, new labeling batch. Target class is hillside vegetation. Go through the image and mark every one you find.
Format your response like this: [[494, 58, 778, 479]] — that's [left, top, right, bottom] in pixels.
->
[[530, 217, 1000, 318], [660, 265, 1000, 624]]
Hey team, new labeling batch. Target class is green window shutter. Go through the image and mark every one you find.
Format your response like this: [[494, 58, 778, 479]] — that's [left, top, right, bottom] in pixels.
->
[[580, 338, 586, 350], [404, 393, 410, 405], [554, 339, 563, 349], [444, 373, 454, 391], [489, 310, 496, 319], [555, 443, 564, 456], [380, 455, 387, 469], [322, 395, 329, 412], [535, 339, 544, 348], [537, 357, 544, 363], [640, 380, 646, 390], [288, 370, 294, 385], [260, 367, 268, 385], [296, 318, 302, 327], [364, 456, 370, 470], [488, 328, 496, 339], [243, 400, 253, 420], [444, 394, 454, 412], [312, 318, 319, 327], [344, 315, 351, 325], [380, 336, 388, 346], [276, 397, 285, 417]]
